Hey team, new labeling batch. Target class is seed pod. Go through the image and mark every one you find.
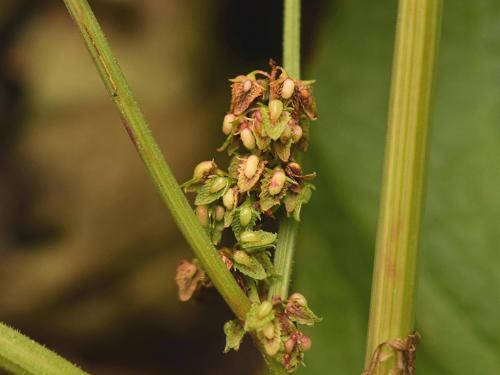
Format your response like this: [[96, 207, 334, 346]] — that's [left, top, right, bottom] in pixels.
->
[[240, 128, 256, 150], [279, 124, 292, 143], [300, 335, 312, 351], [210, 176, 227, 193], [195, 205, 209, 227], [281, 78, 295, 99], [239, 230, 257, 243], [222, 188, 235, 210], [264, 338, 280, 356], [222, 114, 236, 135], [289, 292, 308, 307], [243, 79, 252, 92], [287, 162, 302, 176], [214, 205, 225, 221], [291, 123, 303, 142], [239, 206, 252, 226], [269, 169, 286, 195], [285, 337, 296, 353], [233, 250, 252, 266], [193, 160, 214, 181], [257, 301, 273, 319], [262, 323, 275, 340], [269, 99, 284, 122], [244, 155, 260, 179]]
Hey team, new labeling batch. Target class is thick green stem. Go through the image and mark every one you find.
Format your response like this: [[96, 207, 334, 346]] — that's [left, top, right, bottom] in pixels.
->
[[270, 0, 301, 301], [364, 0, 442, 372], [0, 323, 87, 375], [61, 0, 251, 320]]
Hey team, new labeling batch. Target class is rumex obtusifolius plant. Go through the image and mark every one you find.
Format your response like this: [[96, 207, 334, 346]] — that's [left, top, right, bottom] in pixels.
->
[[176, 60, 320, 372]]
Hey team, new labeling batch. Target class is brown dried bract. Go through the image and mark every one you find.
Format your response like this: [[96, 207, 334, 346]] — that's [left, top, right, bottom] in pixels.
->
[[293, 82, 317, 120], [230, 78, 264, 115], [175, 259, 207, 302]]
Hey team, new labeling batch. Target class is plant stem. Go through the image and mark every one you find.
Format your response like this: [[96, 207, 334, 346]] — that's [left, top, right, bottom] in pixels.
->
[[0, 323, 87, 375], [269, 0, 301, 301], [364, 0, 442, 372], [61, 0, 251, 321]]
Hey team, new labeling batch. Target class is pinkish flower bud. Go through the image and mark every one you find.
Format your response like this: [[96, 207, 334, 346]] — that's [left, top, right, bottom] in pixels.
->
[[291, 123, 303, 142], [300, 335, 312, 351], [289, 292, 308, 307], [285, 337, 296, 353], [269, 169, 286, 196], [287, 162, 302, 176], [222, 114, 236, 135]]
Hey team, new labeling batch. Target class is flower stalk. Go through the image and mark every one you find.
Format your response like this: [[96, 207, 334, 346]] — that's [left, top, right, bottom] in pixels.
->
[[364, 0, 442, 373]]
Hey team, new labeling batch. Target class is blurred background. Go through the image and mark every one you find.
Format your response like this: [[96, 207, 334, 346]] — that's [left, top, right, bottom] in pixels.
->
[[1, 0, 499, 374]]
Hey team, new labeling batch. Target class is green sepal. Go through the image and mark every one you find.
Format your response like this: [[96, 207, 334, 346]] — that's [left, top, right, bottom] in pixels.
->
[[231, 198, 261, 238], [251, 125, 271, 151], [259, 170, 288, 211], [194, 176, 230, 206], [223, 320, 246, 353], [259, 104, 291, 141], [287, 304, 322, 326], [239, 230, 277, 253], [233, 253, 267, 280], [244, 303, 275, 332], [285, 183, 315, 221], [273, 138, 293, 162]]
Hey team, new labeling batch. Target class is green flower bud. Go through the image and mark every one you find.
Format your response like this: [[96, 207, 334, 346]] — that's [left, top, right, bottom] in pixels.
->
[[280, 124, 292, 143], [233, 250, 252, 266], [269, 169, 286, 195], [239, 206, 252, 227], [195, 205, 209, 227], [281, 78, 295, 99], [262, 323, 275, 340], [269, 99, 284, 122], [222, 188, 235, 210], [244, 155, 260, 179], [193, 160, 214, 182], [222, 114, 236, 135], [239, 230, 258, 243], [240, 128, 256, 150], [257, 301, 273, 319], [243, 79, 252, 92], [291, 123, 303, 142], [210, 176, 227, 193], [289, 292, 308, 307], [214, 205, 225, 221], [264, 338, 280, 356]]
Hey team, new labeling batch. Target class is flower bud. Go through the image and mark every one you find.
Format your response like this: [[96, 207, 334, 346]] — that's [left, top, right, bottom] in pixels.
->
[[222, 114, 236, 135], [269, 169, 286, 196], [257, 301, 273, 319], [285, 337, 296, 353], [300, 335, 312, 351], [269, 99, 284, 122], [233, 250, 252, 266], [239, 230, 257, 243], [195, 205, 209, 227], [244, 155, 260, 179], [281, 78, 295, 99], [264, 338, 280, 356], [240, 128, 256, 150], [222, 188, 235, 210], [210, 176, 227, 193], [193, 160, 214, 182], [243, 79, 252, 92], [214, 205, 225, 221], [291, 123, 303, 142], [262, 323, 275, 340], [289, 292, 308, 307], [279, 124, 292, 143], [239, 206, 252, 226]]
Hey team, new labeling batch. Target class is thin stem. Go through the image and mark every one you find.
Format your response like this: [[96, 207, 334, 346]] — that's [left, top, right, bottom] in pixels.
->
[[61, 0, 251, 320], [0, 323, 87, 375], [270, 0, 301, 300], [364, 0, 442, 372]]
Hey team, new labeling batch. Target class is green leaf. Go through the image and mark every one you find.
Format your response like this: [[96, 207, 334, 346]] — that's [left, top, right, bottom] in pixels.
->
[[223, 320, 246, 353], [260, 104, 291, 141], [239, 230, 277, 253], [194, 176, 230, 206]]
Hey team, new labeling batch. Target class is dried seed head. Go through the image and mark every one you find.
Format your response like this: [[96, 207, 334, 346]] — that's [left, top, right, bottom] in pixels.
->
[[239, 206, 252, 227], [222, 113, 236, 135], [281, 78, 295, 99], [269, 99, 284, 122], [291, 123, 303, 142], [243, 79, 252, 92], [244, 155, 260, 179], [233, 250, 252, 266], [269, 169, 286, 195], [262, 323, 275, 340], [222, 188, 235, 210], [240, 128, 256, 150], [214, 205, 225, 221], [210, 176, 227, 193], [193, 160, 214, 182], [289, 292, 308, 307], [257, 301, 273, 320], [195, 205, 209, 227]]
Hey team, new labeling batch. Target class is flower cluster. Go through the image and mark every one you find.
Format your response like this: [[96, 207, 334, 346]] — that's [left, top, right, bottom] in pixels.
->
[[176, 61, 320, 372]]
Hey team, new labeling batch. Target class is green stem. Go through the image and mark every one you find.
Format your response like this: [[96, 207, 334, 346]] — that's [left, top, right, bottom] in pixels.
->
[[61, 0, 251, 321], [270, 0, 301, 300], [364, 0, 442, 372], [0, 323, 87, 375]]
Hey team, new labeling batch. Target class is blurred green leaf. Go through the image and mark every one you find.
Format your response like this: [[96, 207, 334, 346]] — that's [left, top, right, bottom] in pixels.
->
[[295, 1, 500, 374]]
